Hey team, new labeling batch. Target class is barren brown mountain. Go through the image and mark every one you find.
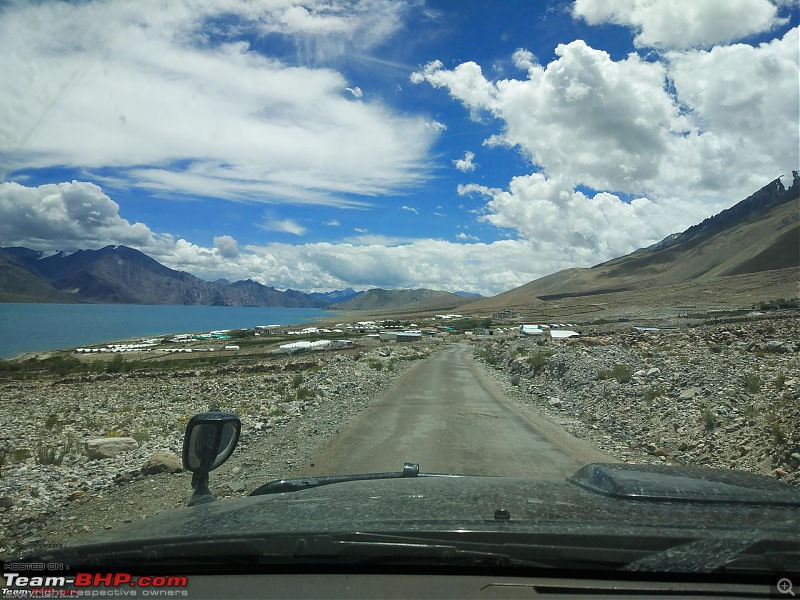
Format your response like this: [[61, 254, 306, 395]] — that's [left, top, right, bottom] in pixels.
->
[[459, 173, 799, 322]]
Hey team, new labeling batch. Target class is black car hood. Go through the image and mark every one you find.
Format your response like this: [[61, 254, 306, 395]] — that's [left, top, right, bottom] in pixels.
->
[[43, 463, 800, 553]]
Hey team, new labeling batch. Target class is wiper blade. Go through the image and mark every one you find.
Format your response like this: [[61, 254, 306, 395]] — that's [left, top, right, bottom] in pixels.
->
[[250, 462, 463, 496], [48, 533, 548, 569]]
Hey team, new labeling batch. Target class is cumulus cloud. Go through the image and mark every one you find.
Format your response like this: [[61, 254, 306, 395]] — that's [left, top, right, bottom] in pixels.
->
[[459, 174, 711, 265], [664, 28, 799, 189], [453, 151, 477, 172], [401, 205, 419, 214], [213, 235, 239, 259], [413, 26, 799, 262], [0, 181, 163, 252], [572, 0, 786, 49], [0, 0, 437, 204], [413, 41, 681, 195]]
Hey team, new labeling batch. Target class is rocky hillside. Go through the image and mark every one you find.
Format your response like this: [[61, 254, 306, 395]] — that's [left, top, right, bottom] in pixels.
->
[[473, 313, 799, 485]]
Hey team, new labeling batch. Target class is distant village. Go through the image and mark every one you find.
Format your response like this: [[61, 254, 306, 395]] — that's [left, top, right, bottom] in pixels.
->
[[73, 313, 584, 356]]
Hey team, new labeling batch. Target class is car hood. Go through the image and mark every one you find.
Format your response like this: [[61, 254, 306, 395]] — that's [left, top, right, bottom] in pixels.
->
[[44, 463, 800, 551]]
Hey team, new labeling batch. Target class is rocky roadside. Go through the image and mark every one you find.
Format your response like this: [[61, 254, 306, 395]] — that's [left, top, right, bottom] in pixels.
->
[[472, 312, 800, 485], [0, 341, 440, 558]]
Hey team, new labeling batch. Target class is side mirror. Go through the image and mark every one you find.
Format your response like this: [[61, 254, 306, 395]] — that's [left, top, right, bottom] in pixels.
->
[[182, 411, 241, 506]]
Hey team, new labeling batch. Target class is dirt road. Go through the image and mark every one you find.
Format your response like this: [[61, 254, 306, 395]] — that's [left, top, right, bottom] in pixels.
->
[[300, 344, 615, 478]]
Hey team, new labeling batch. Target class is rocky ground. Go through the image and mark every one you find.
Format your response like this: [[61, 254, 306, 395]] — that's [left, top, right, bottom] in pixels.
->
[[0, 341, 438, 558], [1, 311, 797, 560], [472, 312, 800, 484]]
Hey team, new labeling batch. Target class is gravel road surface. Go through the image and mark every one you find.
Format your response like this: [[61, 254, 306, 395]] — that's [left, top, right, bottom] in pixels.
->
[[300, 344, 614, 478]]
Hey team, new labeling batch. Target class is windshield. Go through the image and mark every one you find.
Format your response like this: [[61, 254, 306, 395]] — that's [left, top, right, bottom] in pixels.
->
[[1, 0, 798, 596]]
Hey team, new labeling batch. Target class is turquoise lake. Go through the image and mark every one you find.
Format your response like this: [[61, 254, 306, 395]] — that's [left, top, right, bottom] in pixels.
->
[[0, 303, 333, 359]]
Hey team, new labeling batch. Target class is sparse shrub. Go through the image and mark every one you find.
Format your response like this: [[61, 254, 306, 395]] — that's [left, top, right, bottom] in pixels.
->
[[527, 351, 551, 373], [700, 406, 717, 430], [775, 373, 786, 390], [106, 354, 124, 374], [610, 364, 632, 383], [296, 387, 316, 401], [758, 297, 799, 310], [367, 359, 383, 371], [771, 420, 787, 444], [132, 430, 151, 444], [596, 370, 608, 380], [511, 375, 520, 386], [44, 413, 62, 430], [35, 435, 76, 466], [268, 406, 287, 417], [642, 385, 664, 402], [291, 373, 304, 388], [744, 373, 762, 394], [11, 448, 31, 463], [103, 429, 123, 438]]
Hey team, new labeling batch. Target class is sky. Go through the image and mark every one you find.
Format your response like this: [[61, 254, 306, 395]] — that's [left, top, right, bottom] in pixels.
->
[[1, 0, 797, 296]]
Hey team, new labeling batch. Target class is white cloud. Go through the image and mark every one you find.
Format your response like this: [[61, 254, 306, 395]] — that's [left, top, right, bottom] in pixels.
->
[[344, 86, 363, 98], [323, 219, 340, 226], [260, 218, 307, 236], [0, 181, 163, 252], [401, 205, 419, 214], [459, 174, 711, 264], [413, 41, 681, 195], [340, 234, 412, 246], [413, 27, 799, 264], [572, 0, 786, 49], [353, 227, 368, 233], [663, 28, 800, 190], [0, 0, 437, 204], [213, 235, 239, 259], [0, 180, 552, 295], [453, 151, 477, 172], [456, 232, 479, 242]]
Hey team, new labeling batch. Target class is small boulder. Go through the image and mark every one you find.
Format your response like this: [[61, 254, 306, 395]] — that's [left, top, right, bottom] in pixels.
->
[[678, 387, 702, 400], [141, 450, 183, 475], [84, 437, 138, 460]]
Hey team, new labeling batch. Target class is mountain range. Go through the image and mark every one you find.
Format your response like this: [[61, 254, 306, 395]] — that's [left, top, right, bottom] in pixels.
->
[[1, 172, 796, 313], [0, 245, 324, 307], [0, 245, 474, 309]]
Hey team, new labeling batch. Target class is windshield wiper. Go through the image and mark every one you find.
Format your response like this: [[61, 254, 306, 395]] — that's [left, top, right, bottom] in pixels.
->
[[48, 533, 549, 569], [249, 463, 463, 496]]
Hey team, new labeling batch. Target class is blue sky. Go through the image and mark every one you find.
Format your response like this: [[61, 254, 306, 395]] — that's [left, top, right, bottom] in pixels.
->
[[1, 0, 797, 295]]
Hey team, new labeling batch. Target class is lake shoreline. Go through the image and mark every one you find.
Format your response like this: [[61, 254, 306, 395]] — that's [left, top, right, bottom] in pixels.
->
[[0, 303, 336, 360]]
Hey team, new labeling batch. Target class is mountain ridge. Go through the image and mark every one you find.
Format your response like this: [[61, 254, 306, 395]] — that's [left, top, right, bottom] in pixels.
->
[[459, 172, 799, 314]]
